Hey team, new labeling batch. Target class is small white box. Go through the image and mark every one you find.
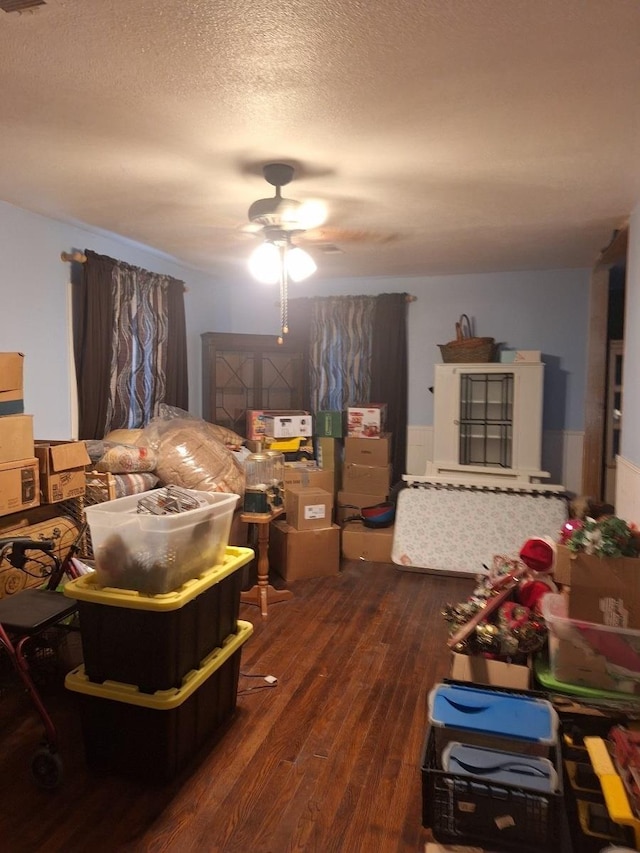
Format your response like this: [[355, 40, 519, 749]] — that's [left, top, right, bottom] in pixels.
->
[[263, 414, 313, 438], [514, 350, 541, 362]]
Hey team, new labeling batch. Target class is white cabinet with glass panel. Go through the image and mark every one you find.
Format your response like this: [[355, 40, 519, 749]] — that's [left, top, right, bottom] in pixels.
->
[[426, 362, 549, 484]]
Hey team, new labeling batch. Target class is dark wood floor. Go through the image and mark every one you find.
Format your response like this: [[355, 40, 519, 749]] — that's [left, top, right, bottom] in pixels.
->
[[0, 559, 472, 853]]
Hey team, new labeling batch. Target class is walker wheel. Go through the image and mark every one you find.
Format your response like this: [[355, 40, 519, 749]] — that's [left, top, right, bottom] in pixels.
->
[[31, 747, 63, 790]]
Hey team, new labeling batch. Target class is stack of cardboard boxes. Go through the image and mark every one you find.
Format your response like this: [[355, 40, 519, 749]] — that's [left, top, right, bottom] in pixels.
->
[[0, 352, 90, 519], [268, 409, 340, 581], [0, 353, 40, 517], [339, 405, 395, 563]]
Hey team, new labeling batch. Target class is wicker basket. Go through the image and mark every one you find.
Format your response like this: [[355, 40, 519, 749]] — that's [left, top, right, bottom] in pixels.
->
[[438, 314, 495, 363]]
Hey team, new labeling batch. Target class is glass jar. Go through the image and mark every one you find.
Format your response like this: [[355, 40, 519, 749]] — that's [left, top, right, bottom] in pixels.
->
[[243, 451, 284, 513]]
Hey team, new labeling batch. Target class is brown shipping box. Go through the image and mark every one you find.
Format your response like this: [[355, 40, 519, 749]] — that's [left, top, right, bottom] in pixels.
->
[[342, 463, 391, 495], [553, 544, 573, 586], [449, 651, 531, 691], [569, 552, 640, 629], [285, 485, 333, 531], [336, 490, 389, 524], [0, 414, 34, 464], [0, 457, 39, 516], [269, 520, 341, 581], [35, 440, 91, 503], [0, 352, 24, 415], [341, 522, 394, 562], [343, 434, 392, 467], [284, 465, 335, 495]]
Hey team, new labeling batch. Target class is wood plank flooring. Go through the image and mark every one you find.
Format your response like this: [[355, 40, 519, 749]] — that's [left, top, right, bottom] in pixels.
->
[[0, 559, 472, 853]]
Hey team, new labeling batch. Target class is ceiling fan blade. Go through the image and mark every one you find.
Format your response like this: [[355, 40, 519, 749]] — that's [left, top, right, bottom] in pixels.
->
[[301, 227, 398, 245]]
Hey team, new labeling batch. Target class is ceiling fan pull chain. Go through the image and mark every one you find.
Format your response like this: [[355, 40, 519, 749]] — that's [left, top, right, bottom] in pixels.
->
[[278, 244, 289, 344]]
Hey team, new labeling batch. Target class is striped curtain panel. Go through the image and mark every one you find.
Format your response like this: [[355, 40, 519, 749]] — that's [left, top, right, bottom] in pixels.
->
[[75, 250, 187, 439], [106, 264, 170, 431], [309, 295, 377, 411]]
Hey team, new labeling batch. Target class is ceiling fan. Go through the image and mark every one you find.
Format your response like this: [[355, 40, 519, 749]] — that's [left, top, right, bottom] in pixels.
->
[[243, 162, 398, 253]]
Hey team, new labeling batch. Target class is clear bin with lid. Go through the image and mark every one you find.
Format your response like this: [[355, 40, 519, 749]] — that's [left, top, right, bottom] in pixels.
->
[[83, 488, 239, 594]]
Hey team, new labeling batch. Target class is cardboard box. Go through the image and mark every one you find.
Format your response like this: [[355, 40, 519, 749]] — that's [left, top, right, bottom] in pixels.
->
[[0, 352, 25, 414], [0, 414, 34, 464], [283, 464, 335, 495], [285, 485, 333, 531], [553, 544, 573, 586], [315, 410, 343, 438], [246, 410, 311, 441], [346, 405, 387, 438], [0, 457, 39, 516], [35, 440, 91, 503], [263, 413, 313, 438], [569, 551, 640, 628], [342, 463, 391, 494], [269, 520, 341, 581], [0, 352, 23, 394], [340, 522, 394, 562], [315, 437, 342, 471], [344, 434, 392, 466], [449, 651, 531, 690], [336, 490, 389, 524]]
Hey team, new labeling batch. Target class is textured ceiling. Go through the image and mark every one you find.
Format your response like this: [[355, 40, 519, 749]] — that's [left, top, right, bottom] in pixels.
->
[[1, 0, 639, 279]]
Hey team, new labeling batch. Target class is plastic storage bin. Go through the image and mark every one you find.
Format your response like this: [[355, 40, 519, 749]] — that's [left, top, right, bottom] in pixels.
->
[[84, 489, 239, 593], [64, 546, 253, 693], [541, 592, 640, 692], [428, 682, 559, 758], [65, 620, 252, 782], [421, 725, 565, 852]]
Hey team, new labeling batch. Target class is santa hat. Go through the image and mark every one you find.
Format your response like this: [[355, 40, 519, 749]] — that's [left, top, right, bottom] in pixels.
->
[[519, 536, 557, 574]]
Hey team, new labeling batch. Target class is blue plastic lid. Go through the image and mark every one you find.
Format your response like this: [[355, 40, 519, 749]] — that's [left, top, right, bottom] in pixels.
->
[[442, 742, 558, 792], [429, 683, 558, 743]]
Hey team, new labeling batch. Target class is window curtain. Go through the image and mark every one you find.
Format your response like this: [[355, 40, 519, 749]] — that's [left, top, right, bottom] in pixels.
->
[[309, 295, 377, 411], [74, 250, 188, 439], [369, 293, 409, 486], [291, 292, 409, 485]]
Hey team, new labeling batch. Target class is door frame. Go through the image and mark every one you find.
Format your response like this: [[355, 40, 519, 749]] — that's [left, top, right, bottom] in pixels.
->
[[581, 225, 628, 498]]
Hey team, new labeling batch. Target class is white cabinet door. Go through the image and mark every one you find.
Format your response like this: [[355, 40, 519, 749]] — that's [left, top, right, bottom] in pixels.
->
[[431, 363, 545, 480]]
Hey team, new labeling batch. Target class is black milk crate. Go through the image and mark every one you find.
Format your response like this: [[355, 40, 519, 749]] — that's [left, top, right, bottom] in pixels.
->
[[65, 621, 252, 783], [421, 725, 565, 853], [64, 546, 252, 693]]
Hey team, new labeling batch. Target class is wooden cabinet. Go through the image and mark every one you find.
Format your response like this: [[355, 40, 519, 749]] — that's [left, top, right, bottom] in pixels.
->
[[427, 362, 548, 483], [201, 333, 307, 436]]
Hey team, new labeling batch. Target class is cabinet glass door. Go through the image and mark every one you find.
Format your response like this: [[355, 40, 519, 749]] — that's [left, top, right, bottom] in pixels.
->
[[459, 372, 514, 468]]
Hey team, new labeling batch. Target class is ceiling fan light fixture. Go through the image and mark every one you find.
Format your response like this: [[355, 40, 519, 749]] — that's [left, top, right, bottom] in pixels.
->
[[286, 246, 317, 282], [248, 241, 281, 284]]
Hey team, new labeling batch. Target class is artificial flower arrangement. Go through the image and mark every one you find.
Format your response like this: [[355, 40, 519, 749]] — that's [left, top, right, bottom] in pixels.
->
[[562, 515, 640, 558]]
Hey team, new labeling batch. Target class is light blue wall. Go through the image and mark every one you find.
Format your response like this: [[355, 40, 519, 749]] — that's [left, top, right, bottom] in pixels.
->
[[0, 200, 230, 438], [0, 198, 590, 441], [226, 268, 591, 430], [622, 202, 640, 467]]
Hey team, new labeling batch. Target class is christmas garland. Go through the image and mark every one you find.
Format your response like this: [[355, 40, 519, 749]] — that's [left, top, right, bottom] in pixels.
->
[[564, 516, 640, 558]]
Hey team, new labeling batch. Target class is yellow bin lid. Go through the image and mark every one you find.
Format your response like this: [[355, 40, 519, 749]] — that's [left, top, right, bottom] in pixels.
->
[[65, 620, 253, 709], [63, 545, 254, 610]]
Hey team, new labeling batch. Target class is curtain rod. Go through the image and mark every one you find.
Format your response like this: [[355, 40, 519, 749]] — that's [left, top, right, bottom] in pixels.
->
[[61, 251, 87, 263], [61, 251, 188, 291]]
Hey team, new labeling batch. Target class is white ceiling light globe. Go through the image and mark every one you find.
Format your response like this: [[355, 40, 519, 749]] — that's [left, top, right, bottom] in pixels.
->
[[287, 247, 317, 282], [248, 242, 280, 284]]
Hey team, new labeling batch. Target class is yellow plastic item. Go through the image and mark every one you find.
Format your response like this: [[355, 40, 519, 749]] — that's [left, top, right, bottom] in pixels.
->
[[63, 545, 253, 610], [65, 620, 253, 709], [584, 735, 640, 849]]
